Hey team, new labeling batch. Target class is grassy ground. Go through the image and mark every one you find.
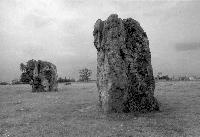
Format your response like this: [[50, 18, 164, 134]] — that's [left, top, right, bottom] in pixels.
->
[[1, 81, 200, 137]]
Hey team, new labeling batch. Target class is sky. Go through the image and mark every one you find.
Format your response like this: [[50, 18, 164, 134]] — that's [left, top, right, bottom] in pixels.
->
[[0, 0, 200, 81]]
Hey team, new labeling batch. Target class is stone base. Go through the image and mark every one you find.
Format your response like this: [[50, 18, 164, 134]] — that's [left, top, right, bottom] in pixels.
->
[[98, 86, 160, 113]]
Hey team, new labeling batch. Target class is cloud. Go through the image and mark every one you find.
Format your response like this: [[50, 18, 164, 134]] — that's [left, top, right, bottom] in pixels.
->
[[175, 42, 200, 51]]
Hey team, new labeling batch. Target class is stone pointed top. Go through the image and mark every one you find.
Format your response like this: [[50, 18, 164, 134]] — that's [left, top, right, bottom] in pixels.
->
[[106, 14, 120, 24]]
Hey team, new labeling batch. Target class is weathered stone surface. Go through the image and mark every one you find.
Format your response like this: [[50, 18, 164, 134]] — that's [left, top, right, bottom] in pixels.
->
[[32, 60, 58, 92], [93, 14, 159, 113]]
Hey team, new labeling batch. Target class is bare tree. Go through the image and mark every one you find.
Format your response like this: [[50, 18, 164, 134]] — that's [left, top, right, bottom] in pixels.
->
[[79, 68, 92, 82]]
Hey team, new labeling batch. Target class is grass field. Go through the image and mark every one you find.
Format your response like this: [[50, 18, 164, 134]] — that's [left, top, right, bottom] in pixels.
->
[[1, 81, 200, 137]]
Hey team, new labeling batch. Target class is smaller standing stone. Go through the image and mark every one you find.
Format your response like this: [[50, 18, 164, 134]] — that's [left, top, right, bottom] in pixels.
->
[[32, 60, 58, 92], [21, 59, 58, 92]]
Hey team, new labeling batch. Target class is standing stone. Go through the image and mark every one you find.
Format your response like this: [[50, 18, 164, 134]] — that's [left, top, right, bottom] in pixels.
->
[[31, 60, 58, 92], [93, 14, 159, 113]]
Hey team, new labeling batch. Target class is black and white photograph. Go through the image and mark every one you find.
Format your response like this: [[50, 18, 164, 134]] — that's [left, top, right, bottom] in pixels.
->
[[0, 0, 200, 136]]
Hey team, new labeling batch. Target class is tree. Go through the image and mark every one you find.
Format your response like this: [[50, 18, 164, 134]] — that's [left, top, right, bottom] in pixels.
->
[[20, 72, 31, 83], [79, 68, 92, 82], [19, 59, 36, 83], [156, 72, 163, 80], [20, 63, 26, 72]]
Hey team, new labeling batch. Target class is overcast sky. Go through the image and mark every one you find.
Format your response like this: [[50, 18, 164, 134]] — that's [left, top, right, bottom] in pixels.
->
[[0, 0, 200, 81]]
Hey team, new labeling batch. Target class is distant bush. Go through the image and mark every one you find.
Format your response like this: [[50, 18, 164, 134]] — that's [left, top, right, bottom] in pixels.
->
[[155, 73, 171, 81], [57, 77, 75, 83], [159, 75, 170, 81], [65, 82, 71, 85], [12, 81, 25, 85], [0, 82, 9, 85], [19, 60, 35, 83]]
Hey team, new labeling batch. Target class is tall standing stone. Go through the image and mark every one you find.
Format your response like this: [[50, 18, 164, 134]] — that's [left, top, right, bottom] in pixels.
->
[[93, 14, 159, 113]]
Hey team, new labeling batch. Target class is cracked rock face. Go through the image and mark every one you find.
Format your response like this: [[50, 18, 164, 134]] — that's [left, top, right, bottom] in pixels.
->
[[32, 60, 58, 92], [93, 14, 159, 113]]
